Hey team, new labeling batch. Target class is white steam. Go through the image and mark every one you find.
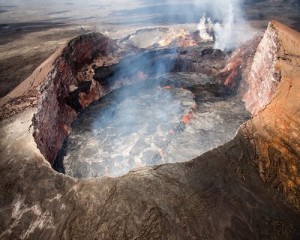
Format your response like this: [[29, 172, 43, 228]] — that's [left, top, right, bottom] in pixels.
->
[[197, 14, 214, 42], [213, 3, 235, 50], [194, 0, 254, 51]]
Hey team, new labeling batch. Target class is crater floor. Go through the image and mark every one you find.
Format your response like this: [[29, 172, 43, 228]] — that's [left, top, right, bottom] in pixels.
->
[[62, 74, 250, 178]]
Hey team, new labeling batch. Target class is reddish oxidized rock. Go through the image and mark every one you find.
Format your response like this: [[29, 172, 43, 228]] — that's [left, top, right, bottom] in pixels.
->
[[243, 20, 300, 211], [32, 33, 121, 164]]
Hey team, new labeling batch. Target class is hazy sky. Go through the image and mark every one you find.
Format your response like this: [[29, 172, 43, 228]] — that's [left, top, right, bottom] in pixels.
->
[[0, 0, 244, 25]]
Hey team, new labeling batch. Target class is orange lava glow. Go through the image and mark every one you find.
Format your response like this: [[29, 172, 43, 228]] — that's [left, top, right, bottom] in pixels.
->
[[163, 86, 172, 89], [182, 112, 193, 124]]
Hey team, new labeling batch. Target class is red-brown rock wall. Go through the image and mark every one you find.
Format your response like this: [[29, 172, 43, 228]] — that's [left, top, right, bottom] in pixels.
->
[[243, 21, 300, 211], [32, 33, 119, 164]]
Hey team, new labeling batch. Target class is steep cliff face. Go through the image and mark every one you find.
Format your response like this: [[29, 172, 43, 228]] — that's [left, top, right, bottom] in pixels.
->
[[243, 21, 281, 115], [32, 33, 122, 164], [243, 20, 300, 211]]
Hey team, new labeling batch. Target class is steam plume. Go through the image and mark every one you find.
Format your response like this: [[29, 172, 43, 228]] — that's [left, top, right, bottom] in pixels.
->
[[194, 0, 254, 51], [213, 2, 235, 50], [197, 14, 214, 42]]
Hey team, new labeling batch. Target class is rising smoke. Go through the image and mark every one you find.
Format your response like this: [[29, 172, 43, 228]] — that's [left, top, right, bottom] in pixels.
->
[[194, 0, 254, 51], [148, 0, 254, 50], [197, 14, 214, 42]]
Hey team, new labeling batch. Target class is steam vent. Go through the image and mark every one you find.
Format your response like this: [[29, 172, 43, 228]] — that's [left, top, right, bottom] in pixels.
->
[[0, 1, 300, 239]]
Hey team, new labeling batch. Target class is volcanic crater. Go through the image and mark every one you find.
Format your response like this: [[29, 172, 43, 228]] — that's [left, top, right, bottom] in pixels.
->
[[31, 28, 252, 179], [0, 20, 299, 239]]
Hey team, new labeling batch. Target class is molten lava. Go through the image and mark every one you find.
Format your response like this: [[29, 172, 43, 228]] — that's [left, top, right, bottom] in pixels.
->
[[182, 112, 194, 125]]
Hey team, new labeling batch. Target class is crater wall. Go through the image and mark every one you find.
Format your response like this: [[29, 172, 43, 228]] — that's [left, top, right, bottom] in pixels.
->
[[243, 20, 300, 211], [32, 33, 121, 164]]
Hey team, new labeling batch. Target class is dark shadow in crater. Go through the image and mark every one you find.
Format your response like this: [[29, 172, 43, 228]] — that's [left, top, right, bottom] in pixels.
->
[[53, 138, 68, 174]]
